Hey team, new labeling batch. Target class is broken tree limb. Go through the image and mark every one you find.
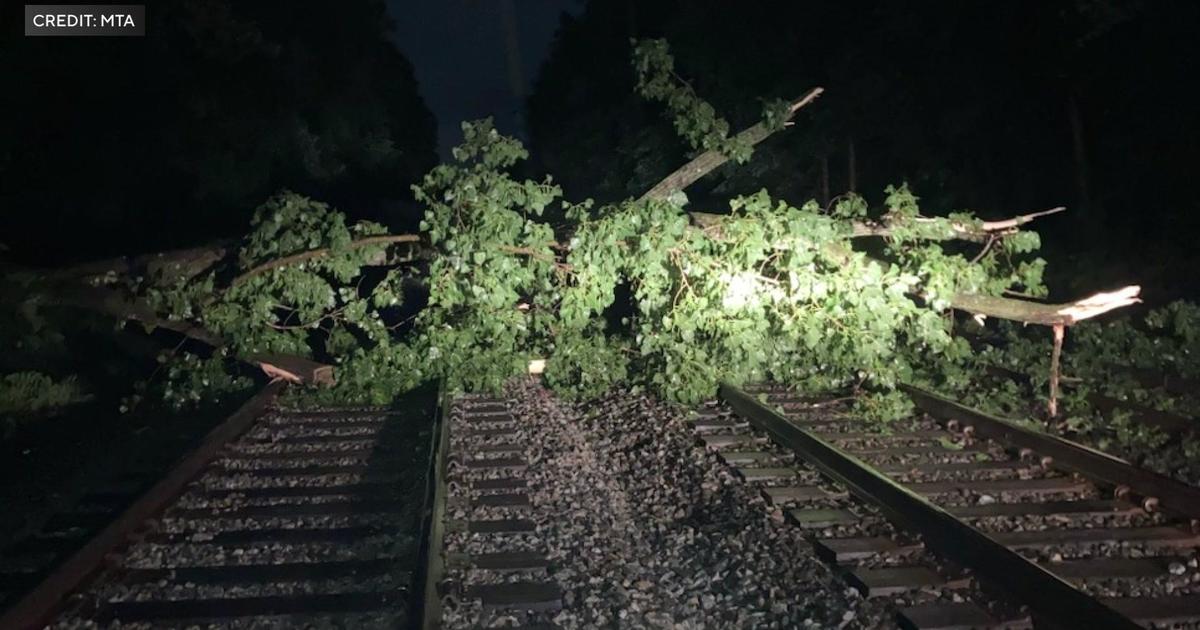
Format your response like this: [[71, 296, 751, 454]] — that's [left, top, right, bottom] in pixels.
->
[[851, 206, 1067, 242], [229, 234, 421, 288], [25, 232, 421, 296], [692, 206, 1066, 244], [975, 206, 1067, 232], [38, 242, 235, 285], [639, 87, 824, 203], [40, 283, 227, 347], [251, 354, 336, 386], [1049, 323, 1065, 418], [27, 283, 335, 386], [822, 233, 1140, 327], [688, 210, 1135, 327], [952, 285, 1141, 327]]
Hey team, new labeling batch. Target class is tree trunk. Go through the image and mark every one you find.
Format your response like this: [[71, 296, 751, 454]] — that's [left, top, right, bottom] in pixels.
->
[[28, 282, 334, 385], [819, 153, 830, 207], [500, 0, 525, 101], [639, 88, 824, 203], [37, 242, 233, 285], [948, 287, 1139, 327], [847, 137, 857, 193], [1048, 324, 1064, 418], [1068, 95, 1099, 242]]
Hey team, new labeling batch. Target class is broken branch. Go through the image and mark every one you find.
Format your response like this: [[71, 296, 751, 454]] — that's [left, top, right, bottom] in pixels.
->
[[639, 87, 824, 203], [230, 234, 421, 288], [950, 285, 1141, 327], [851, 206, 1067, 242]]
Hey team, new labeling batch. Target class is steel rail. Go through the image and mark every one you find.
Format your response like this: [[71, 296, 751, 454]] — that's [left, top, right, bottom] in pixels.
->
[[719, 381, 1142, 630], [0, 380, 286, 630], [902, 382, 1200, 521], [416, 381, 452, 629]]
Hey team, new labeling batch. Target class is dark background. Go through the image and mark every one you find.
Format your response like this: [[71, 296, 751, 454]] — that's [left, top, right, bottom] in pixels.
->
[[2, 0, 1197, 301]]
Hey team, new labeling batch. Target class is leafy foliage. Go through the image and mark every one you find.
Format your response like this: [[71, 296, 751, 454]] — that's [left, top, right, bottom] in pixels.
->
[[633, 39, 749, 162], [135, 192, 425, 406], [104, 39, 1047, 422], [0, 371, 88, 432], [529, 1, 1200, 304], [412, 120, 563, 392], [930, 302, 1200, 484], [632, 39, 795, 165], [155, 355, 253, 411]]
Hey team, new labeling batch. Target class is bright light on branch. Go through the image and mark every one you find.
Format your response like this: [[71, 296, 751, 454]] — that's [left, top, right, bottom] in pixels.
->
[[1056, 285, 1141, 323], [721, 271, 760, 309]]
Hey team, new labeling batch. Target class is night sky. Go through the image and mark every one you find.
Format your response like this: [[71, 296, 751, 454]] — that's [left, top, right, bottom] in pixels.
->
[[387, 0, 583, 158]]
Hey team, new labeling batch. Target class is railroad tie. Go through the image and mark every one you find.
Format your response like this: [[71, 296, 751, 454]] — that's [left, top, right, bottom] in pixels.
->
[[690, 417, 749, 433], [438, 396, 562, 617], [896, 602, 1024, 630], [761, 485, 847, 505], [721, 382, 1200, 630], [8, 389, 432, 630], [844, 566, 970, 598]]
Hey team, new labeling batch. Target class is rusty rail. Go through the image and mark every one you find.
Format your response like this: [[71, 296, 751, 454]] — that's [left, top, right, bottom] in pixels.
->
[[903, 383, 1200, 521], [0, 381, 286, 630], [416, 381, 451, 629], [720, 381, 1142, 630]]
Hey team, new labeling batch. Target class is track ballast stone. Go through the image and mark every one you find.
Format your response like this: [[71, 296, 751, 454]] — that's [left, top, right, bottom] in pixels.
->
[[489, 381, 889, 628]]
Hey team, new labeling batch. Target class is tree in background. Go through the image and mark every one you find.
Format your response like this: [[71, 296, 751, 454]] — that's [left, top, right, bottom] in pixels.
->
[[0, 0, 437, 265], [527, 0, 1200, 301]]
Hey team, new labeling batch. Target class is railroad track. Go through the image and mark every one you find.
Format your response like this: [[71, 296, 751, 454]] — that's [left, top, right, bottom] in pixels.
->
[[422, 391, 563, 628], [698, 382, 1200, 629], [15, 373, 1200, 629], [0, 381, 439, 629]]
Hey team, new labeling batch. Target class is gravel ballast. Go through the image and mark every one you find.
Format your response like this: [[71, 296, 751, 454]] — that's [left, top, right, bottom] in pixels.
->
[[41, 392, 437, 630], [441, 381, 892, 628]]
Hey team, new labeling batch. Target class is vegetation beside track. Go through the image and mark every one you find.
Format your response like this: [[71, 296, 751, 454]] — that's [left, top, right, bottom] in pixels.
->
[[6, 40, 1194, 451], [6, 40, 1078, 420], [924, 303, 1200, 483]]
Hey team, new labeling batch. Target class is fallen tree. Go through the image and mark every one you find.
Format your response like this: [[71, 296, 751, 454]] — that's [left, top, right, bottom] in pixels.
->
[[4, 39, 1140, 417]]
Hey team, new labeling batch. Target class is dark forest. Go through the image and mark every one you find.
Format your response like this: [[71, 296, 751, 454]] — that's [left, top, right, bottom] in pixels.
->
[[3, 3, 1200, 627]]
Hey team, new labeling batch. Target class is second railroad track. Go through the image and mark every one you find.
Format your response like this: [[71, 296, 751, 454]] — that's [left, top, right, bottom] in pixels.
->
[[698, 382, 1200, 629]]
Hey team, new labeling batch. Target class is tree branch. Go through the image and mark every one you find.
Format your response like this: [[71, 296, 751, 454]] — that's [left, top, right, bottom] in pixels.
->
[[36, 243, 234, 285], [949, 285, 1141, 326], [40, 283, 227, 347], [852, 206, 1066, 241], [498, 245, 574, 271], [692, 212, 1138, 326], [229, 234, 420, 288], [975, 206, 1067, 232], [639, 87, 824, 203], [691, 206, 1065, 244], [30, 283, 335, 385], [854, 206, 1070, 241]]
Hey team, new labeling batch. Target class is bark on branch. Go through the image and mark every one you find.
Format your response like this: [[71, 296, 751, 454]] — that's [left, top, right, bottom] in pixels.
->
[[39, 243, 234, 285], [639, 87, 824, 203], [41, 283, 227, 347], [692, 206, 1066, 243], [30, 283, 334, 385], [689, 209, 1124, 327], [851, 206, 1067, 242], [950, 285, 1141, 326], [230, 234, 421, 288], [31, 233, 422, 293], [498, 245, 574, 271]]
